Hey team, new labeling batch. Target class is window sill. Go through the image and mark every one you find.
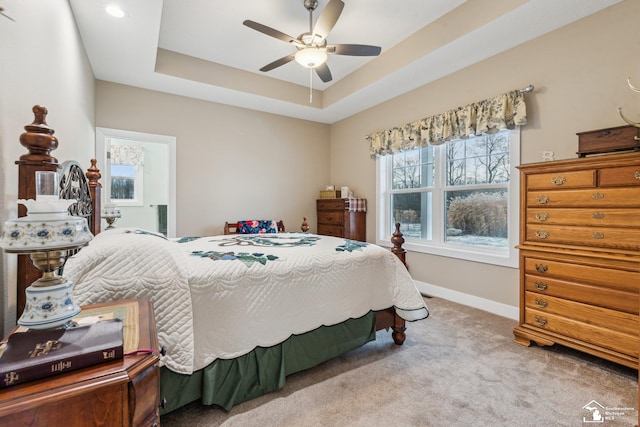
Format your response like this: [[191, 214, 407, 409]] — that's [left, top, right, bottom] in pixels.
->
[[377, 238, 518, 268]]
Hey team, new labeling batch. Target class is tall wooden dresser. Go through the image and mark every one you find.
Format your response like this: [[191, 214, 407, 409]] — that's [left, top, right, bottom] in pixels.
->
[[316, 198, 366, 241], [513, 152, 640, 368]]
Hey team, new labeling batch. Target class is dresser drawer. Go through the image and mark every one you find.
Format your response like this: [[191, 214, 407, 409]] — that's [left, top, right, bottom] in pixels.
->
[[599, 165, 640, 187], [525, 308, 637, 357], [317, 224, 343, 237], [525, 224, 640, 250], [526, 169, 595, 190], [527, 187, 640, 208], [316, 199, 345, 211], [526, 208, 640, 227], [524, 274, 638, 313], [525, 292, 637, 335], [523, 257, 638, 292], [317, 211, 344, 226]]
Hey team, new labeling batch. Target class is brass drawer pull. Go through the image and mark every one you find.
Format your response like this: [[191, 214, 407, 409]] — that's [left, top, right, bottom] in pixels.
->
[[534, 281, 548, 291], [635, 171, 640, 180], [534, 298, 548, 308], [591, 193, 604, 200], [536, 195, 549, 204], [551, 176, 566, 185], [535, 213, 549, 221], [535, 264, 548, 273], [534, 316, 548, 327], [535, 230, 549, 239], [592, 232, 604, 239], [591, 212, 604, 219]]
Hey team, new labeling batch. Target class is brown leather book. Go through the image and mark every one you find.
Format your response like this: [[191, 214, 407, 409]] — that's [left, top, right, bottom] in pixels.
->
[[0, 319, 123, 388]]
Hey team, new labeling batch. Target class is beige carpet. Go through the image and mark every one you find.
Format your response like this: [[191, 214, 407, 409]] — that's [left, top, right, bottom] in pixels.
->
[[161, 297, 637, 426]]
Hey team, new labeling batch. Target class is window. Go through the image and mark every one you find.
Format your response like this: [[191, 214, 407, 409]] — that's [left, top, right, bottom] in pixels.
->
[[110, 164, 139, 202], [377, 128, 519, 267], [107, 144, 144, 206]]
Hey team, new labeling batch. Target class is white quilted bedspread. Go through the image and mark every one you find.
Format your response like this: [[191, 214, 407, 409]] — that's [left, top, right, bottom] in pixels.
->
[[65, 229, 429, 374]]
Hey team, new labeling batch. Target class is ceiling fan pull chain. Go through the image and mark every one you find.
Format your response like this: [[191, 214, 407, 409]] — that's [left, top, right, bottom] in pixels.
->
[[309, 68, 313, 103]]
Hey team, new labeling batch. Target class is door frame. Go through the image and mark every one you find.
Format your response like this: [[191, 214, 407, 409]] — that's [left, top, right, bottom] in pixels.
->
[[96, 127, 177, 237]]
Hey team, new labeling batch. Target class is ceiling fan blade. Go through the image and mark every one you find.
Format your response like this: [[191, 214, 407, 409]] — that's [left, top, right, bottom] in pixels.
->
[[315, 63, 332, 83], [313, 0, 344, 39], [259, 54, 296, 72], [327, 44, 382, 56], [243, 20, 299, 44]]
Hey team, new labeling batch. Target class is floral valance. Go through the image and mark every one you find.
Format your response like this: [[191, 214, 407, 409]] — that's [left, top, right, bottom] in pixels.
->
[[110, 144, 144, 166], [367, 89, 528, 157]]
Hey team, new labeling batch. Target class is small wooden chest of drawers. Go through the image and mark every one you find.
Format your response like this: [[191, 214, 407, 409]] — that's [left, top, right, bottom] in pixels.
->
[[316, 198, 366, 241], [513, 152, 640, 368]]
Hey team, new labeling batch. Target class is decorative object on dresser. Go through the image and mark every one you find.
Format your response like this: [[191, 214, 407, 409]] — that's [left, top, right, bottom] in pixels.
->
[[316, 197, 366, 241], [319, 184, 341, 199], [576, 125, 640, 157], [0, 319, 124, 388], [0, 299, 161, 427], [0, 170, 93, 329], [513, 152, 640, 368]]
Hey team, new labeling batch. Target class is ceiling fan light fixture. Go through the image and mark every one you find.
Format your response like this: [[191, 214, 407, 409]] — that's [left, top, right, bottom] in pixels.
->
[[294, 47, 327, 69]]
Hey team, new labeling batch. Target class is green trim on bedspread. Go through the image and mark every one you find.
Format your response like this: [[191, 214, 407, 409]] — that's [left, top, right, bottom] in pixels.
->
[[160, 311, 376, 414]]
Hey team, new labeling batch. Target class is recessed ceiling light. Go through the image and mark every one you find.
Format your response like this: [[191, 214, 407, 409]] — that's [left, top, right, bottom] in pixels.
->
[[105, 4, 125, 18]]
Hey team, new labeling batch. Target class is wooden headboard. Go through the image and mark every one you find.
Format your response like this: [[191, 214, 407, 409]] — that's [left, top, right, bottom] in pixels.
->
[[14, 106, 101, 319]]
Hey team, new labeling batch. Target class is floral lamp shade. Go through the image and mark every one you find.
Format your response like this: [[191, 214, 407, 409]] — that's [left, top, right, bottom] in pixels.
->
[[0, 201, 93, 252]]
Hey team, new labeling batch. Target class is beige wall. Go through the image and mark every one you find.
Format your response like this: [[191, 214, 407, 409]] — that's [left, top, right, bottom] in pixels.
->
[[0, 0, 95, 333], [95, 82, 331, 237], [330, 0, 640, 311]]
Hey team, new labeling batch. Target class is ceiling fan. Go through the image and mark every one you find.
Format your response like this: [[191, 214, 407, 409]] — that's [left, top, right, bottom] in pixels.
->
[[243, 0, 381, 83]]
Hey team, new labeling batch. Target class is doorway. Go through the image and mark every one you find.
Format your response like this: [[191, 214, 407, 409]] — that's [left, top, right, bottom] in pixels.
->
[[96, 128, 176, 237]]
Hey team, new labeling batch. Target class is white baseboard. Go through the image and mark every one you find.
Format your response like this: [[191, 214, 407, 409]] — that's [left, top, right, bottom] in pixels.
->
[[414, 280, 519, 320]]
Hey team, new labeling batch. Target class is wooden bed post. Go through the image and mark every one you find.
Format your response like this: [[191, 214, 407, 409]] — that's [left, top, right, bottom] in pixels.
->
[[86, 159, 102, 236], [374, 222, 408, 345], [15, 106, 60, 319], [391, 222, 407, 268]]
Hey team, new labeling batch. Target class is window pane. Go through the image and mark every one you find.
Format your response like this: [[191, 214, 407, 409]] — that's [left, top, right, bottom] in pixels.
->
[[111, 177, 135, 200], [111, 164, 137, 200], [445, 189, 508, 249], [446, 133, 510, 186], [111, 164, 136, 178], [392, 146, 435, 189], [392, 192, 432, 239]]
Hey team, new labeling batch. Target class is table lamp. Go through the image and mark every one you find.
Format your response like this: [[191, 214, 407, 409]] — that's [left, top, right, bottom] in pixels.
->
[[101, 204, 121, 229], [0, 171, 93, 329]]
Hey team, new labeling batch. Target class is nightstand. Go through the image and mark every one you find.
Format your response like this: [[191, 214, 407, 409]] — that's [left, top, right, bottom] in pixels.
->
[[0, 299, 160, 427]]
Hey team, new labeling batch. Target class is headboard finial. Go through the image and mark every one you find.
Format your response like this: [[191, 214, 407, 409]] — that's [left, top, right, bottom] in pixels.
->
[[86, 158, 102, 188], [19, 104, 58, 163]]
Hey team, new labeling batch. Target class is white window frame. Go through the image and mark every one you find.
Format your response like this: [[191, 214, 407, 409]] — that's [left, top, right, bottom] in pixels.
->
[[376, 128, 520, 268]]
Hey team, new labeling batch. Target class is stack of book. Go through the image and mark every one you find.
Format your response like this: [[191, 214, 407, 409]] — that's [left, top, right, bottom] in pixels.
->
[[0, 319, 124, 388]]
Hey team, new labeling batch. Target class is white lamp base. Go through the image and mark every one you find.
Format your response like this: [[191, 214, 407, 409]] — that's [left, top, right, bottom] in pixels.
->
[[18, 280, 81, 329]]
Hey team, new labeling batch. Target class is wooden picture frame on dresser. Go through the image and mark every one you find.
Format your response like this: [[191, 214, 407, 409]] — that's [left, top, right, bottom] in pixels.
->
[[513, 152, 640, 369]]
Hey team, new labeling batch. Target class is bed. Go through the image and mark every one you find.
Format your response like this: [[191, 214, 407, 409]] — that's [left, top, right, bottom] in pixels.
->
[[13, 106, 429, 414]]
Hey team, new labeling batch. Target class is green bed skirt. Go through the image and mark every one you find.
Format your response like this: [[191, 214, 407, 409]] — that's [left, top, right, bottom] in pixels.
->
[[160, 311, 377, 414]]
